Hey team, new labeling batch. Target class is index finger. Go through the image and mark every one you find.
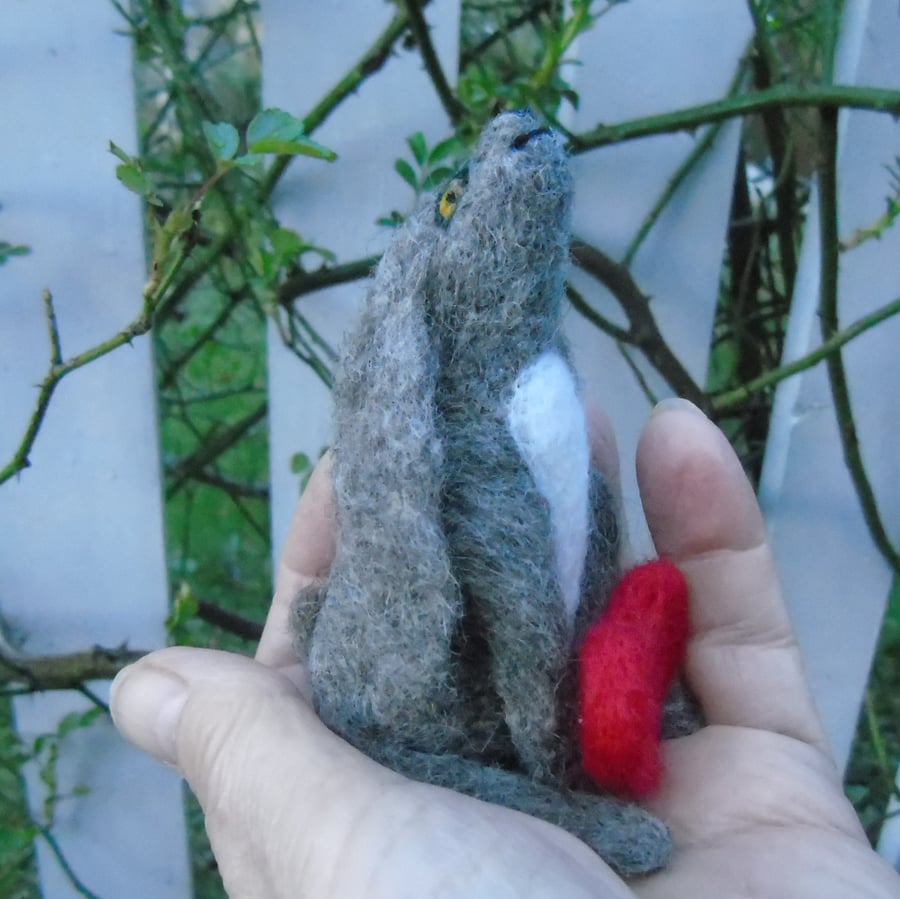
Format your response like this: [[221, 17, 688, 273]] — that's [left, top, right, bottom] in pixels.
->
[[255, 453, 335, 670], [636, 400, 830, 757]]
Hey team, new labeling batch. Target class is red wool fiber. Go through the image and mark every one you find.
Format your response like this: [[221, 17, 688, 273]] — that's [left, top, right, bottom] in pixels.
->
[[577, 559, 689, 799]]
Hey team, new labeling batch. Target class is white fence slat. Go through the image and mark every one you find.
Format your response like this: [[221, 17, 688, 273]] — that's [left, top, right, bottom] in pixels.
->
[[879, 779, 900, 871], [567, 0, 752, 558], [758, 0, 900, 774], [0, 5, 190, 897], [264, 0, 461, 559]]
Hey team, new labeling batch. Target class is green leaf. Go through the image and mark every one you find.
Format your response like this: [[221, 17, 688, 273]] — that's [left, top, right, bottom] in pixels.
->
[[249, 246, 273, 280], [270, 227, 305, 260], [234, 153, 265, 173], [312, 245, 337, 263], [290, 452, 310, 475], [0, 241, 30, 265], [0, 825, 38, 853], [166, 581, 200, 638], [108, 141, 163, 206], [203, 121, 239, 161], [422, 166, 455, 191], [249, 136, 336, 159], [115, 163, 149, 195], [56, 708, 102, 739], [115, 163, 163, 206], [560, 87, 580, 109], [248, 108, 304, 146], [0, 739, 28, 767], [394, 158, 418, 190], [108, 140, 134, 166], [376, 210, 406, 228], [246, 108, 337, 160], [427, 134, 461, 164], [161, 207, 195, 245], [290, 447, 327, 492], [407, 131, 428, 166]]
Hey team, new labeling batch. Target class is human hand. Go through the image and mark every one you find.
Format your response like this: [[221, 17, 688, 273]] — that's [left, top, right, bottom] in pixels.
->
[[111, 401, 900, 898]]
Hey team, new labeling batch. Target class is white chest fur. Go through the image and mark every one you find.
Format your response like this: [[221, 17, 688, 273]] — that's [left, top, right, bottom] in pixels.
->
[[506, 350, 590, 628]]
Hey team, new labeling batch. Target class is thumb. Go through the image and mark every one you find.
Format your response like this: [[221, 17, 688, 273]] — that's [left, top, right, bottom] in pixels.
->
[[110, 646, 383, 797], [110, 647, 393, 894]]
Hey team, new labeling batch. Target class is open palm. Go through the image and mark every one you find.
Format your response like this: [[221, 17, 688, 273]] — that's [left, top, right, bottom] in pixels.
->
[[112, 403, 899, 898]]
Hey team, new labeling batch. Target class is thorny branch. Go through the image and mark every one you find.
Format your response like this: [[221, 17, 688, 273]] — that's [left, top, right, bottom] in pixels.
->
[[621, 57, 749, 269], [712, 294, 900, 413], [460, 0, 556, 70], [817, 107, 900, 577], [0, 259, 185, 486], [196, 600, 263, 641], [746, 0, 799, 296], [277, 240, 708, 410], [403, 0, 466, 125], [569, 239, 708, 408], [0, 642, 147, 693], [277, 255, 382, 305], [0, 601, 263, 696], [165, 401, 268, 499], [569, 84, 900, 153], [152, 5, 412, 325]]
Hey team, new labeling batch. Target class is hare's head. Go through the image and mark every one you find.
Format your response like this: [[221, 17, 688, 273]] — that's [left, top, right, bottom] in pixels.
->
[[423, 111, 572, 334]]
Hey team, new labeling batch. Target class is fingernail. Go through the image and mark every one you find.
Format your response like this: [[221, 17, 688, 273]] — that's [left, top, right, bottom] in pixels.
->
[[651, 397, 708, 419], [110, 662, 187, 767]]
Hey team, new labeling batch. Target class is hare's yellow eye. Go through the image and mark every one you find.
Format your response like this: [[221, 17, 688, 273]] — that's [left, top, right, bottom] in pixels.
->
[[437, 175, 467, 225], [439, 188, 458, 220]]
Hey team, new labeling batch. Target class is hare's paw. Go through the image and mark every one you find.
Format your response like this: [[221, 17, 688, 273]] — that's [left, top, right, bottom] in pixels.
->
[[376, 745, 673, 876], [564, 792, 672, 876]]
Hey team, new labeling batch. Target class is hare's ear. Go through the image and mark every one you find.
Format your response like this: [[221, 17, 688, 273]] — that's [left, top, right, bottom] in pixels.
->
[[334, 222, 441, 481], [314, 222, 461, 738]]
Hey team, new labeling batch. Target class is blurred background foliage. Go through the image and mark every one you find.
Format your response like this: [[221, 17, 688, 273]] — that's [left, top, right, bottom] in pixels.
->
[[2, 1, 898, 896]]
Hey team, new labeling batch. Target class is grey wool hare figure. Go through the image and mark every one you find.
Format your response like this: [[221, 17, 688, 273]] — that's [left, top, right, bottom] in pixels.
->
[[290, 110, 676, 875]]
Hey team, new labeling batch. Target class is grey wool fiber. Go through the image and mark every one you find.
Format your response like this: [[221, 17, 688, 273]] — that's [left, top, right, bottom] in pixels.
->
[[291, 111, 675, 876]]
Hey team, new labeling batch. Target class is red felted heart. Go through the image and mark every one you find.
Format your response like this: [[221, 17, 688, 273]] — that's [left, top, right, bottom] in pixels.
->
[[578, 559, 690, 798]]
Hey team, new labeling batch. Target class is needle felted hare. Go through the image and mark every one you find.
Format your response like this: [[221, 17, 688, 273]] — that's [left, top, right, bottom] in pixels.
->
[[290, 110, 688, 875]]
